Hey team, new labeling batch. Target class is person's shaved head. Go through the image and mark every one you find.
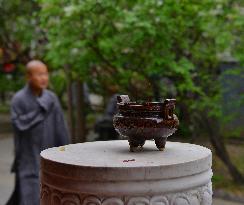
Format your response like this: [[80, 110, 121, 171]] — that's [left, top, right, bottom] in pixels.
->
[[26, 60, 49, 94], [26, 60, 47, 75]]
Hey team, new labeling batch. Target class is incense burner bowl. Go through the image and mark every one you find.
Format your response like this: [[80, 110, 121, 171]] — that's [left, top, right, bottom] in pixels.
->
[[113, 95, 179, 152]]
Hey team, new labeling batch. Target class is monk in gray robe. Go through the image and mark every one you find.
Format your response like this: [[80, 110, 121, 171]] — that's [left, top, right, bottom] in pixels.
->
[[6, 60, 70, 205]]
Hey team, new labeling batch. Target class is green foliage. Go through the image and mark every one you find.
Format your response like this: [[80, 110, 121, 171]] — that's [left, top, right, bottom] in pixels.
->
[[38, 0, 244, 137], [0, 0, 42, 57], [0, 0, 43, 55], [0, 0, 241, 137], [49, 70, 67, 96], [0, 0, 44, 93], [0, 73, 25, 92]]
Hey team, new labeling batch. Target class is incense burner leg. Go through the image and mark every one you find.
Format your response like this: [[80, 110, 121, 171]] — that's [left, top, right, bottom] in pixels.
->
[[155, 137, 167, 151], [128, 138, 145, 152]]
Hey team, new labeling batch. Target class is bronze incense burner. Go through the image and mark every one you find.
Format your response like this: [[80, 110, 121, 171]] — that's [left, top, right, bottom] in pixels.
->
[[113, 95, 179, 152]]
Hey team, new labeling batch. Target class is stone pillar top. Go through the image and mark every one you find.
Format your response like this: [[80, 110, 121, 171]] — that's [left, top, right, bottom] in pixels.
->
[[41, 140, 212, 182]]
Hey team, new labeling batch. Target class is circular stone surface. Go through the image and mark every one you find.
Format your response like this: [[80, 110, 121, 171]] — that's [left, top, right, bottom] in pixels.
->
[[41, 140, 212, 181]]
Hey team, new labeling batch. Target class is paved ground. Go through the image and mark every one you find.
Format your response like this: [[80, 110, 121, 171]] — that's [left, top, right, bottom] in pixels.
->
[[0, 135, 14, 205], [0, 135, 242, 205], [213, 199, 243, 205]]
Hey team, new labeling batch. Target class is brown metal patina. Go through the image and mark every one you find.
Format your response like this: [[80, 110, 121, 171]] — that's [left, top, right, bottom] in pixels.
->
[[113, 95, 179, 152]]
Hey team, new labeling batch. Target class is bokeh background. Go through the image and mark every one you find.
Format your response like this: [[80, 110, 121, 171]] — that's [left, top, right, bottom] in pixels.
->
[[0, 0, 244, 204]]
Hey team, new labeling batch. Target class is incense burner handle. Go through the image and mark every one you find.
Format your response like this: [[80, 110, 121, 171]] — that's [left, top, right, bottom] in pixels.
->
[[163, 99, 176, 120], [117, 95, 131, 104]]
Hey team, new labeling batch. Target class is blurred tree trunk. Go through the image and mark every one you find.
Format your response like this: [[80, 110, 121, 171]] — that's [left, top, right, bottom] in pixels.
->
[[57, 89, 65, 109], [67, 80, 75, 143], [0, 92, 6, 104], [151, 81, 160, 101], [148, 76, 161, 101], [203, 115, 244, 184], [75, 80, 86, 142], [65, 65, 75, 143]]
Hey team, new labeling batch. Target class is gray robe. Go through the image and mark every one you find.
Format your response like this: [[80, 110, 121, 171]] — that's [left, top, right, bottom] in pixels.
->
[[8, 84, 70, 205]]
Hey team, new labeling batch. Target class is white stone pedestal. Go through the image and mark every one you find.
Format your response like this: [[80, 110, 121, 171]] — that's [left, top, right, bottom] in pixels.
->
[[40, 140, 212, 205]]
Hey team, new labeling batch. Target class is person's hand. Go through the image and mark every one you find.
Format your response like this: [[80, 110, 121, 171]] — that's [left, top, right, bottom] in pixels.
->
[[37, 91, 54, 112]]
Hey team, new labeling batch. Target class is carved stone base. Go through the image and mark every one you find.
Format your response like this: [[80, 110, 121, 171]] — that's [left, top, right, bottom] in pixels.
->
[[41, 182, 212, 205], [40, 141, 213, 205]]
